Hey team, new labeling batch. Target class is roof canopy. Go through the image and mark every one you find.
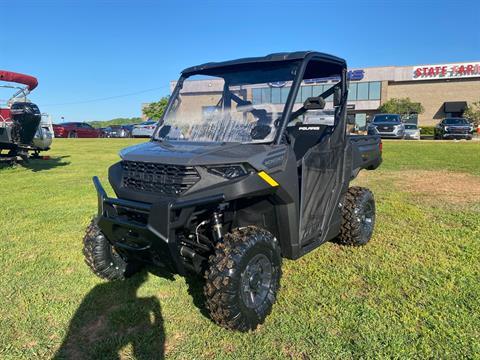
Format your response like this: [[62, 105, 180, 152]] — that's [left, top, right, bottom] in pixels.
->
[[0, 70, 38, 91], [181, 51, 347, 83]]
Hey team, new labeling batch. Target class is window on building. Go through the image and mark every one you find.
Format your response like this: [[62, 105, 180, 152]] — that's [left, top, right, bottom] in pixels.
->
[[261, 88, 271, 103], [348, 83, 357, 101], [312, 85, 324, 98], [356, 82, 369, 100], [252, 88, 262, 104], [301, 85, 312, 102], [252, 81, 376, 105], [369, 82, 381, 100], [281, 87, 290, 103], [271, 87, 282, 104]]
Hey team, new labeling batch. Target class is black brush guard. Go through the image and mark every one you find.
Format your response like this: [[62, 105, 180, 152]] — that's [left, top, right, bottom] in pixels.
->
[[93, 176, 224, 275]]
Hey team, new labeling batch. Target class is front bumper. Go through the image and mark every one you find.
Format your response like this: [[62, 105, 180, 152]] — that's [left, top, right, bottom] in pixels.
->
[[377, 132, 404, 139], [443, 133, 472, 139], [404, 132, 420, 140], [368, 127, 404, 139], [93, 176, 224, 275]]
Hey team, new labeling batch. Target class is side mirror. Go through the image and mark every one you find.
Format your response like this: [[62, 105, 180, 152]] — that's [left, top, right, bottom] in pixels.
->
[[251, 124, 271, 140], [303, 96, 325, 110], [333, 86, 342, 106], [347, 117, 356, 125]]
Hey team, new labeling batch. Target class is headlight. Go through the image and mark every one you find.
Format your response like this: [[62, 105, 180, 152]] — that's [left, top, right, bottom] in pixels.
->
[[444, 126, 449, 131], [206, 164, 251, 179]]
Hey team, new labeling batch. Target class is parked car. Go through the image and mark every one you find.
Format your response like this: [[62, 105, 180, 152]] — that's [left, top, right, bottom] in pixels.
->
[[83, 51, 383, 332], [367, 114, 405, 139], [131, 120, 157, 138], [434, 117, 473, 140], [103, 125, 131, 138], [53, 122, 101, 138], [404, 123, 421, 140], [121, 124, 136, 137]]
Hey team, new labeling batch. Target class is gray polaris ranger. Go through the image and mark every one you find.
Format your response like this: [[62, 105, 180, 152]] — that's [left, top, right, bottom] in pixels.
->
[[84, 51, 382, 331]]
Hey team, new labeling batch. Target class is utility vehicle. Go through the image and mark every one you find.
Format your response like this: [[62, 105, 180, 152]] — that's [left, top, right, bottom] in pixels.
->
[[84, 51, 382, 331], [0, 70, 52, 162]]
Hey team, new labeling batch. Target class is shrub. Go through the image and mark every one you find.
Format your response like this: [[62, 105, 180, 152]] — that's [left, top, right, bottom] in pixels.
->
[[420, 126, 435, 135]]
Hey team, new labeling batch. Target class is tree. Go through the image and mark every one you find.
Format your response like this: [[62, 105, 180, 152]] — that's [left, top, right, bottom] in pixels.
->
[[377, 97, 424, 117], [464, 101, 480, 127], [142, 96, 169, 120]]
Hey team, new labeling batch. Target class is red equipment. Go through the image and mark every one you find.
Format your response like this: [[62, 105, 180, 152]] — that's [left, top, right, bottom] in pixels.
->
[[0, 71, 38, 91], [0, 70, 48, 162]]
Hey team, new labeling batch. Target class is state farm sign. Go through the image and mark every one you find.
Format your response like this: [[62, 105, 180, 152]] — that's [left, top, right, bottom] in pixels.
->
[[412, 62, 480, 80]]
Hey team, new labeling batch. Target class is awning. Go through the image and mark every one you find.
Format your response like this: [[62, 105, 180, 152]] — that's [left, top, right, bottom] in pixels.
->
[[444, 101, 467, 113]]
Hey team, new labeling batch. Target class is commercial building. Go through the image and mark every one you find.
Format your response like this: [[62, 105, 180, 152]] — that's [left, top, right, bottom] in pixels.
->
[[165, 60, 480, 129]]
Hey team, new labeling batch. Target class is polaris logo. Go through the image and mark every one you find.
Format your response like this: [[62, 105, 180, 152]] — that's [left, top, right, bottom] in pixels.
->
[[299, 126, 320, 131]]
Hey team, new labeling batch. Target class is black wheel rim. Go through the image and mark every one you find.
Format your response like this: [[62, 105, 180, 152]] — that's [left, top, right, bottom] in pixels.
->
[[240, 253, 272, 309], [360, 200, 375, 236]]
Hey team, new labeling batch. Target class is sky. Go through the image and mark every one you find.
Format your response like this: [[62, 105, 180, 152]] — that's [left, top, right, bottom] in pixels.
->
[[1, 0, 479, 122]]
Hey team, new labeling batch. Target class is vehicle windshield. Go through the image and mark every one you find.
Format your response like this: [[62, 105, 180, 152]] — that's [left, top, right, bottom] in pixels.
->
[[154, 62, 301, 143], [444, 118, 468, 125], [141, 121, 157, 126], [373, 114, 401, 123], [404, 124, 417, 130]]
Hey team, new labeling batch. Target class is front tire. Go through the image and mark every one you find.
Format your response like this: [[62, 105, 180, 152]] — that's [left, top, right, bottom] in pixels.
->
[[204, 226, 282, 331], [83, 218, 138, 280], [338, 187, 376, 246]]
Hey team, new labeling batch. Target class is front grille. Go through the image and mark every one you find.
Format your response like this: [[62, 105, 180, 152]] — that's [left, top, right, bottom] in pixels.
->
[[122, 161, 200, 196], [448, 127, 469, 134], [378, 125, 394, 132]]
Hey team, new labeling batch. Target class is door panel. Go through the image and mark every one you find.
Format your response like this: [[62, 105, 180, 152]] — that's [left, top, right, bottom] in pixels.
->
[[299, 136, 345, 246]]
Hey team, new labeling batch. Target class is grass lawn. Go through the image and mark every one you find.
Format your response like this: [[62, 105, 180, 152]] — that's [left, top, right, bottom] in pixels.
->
[[0, 139, 479, 359]]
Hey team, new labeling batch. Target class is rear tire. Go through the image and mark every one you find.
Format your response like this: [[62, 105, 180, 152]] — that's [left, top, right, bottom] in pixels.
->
[[68, 131, 77, 138], [83, 218, 139, 280], [204, 226, 282, 331], [338, 186, 375, 246]]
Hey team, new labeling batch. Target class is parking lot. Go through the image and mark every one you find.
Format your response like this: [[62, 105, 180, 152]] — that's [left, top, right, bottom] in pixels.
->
[[1, 139, 478, 359]]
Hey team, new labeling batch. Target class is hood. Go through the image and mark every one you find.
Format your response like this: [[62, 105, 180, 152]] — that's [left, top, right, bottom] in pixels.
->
[[119, 140, 284, 167]]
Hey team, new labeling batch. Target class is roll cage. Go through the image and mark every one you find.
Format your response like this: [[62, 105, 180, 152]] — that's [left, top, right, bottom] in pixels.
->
[[160, 51, 348, 145]]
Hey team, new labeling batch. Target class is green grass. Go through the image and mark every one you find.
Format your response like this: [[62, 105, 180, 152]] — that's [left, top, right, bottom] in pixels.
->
[[0, 139, 479, 359]]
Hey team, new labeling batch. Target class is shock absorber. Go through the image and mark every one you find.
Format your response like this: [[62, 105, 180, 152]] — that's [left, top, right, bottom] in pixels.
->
[[212, 211, 223, 242]]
